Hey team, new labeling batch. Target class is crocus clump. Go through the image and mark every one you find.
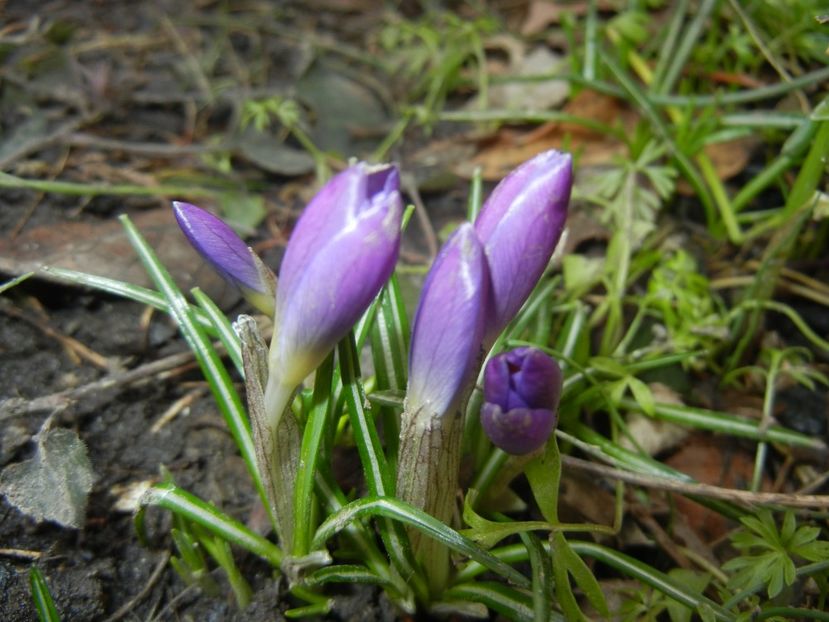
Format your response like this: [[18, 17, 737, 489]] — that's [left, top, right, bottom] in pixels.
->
[[481, 347, 562, 455], [173, 201, 276, 315]]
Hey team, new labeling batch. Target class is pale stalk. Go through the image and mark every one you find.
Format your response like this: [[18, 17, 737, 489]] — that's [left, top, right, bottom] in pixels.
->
[[396, 403, 464, 597], [238, 316, 300, 550]]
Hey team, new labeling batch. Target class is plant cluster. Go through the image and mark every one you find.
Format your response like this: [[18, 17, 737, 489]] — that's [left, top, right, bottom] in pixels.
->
[[11, 1, 829, 620]]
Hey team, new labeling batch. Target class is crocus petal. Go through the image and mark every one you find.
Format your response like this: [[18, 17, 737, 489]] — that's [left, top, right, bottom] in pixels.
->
[[474, 150, 572, 339], [507, 347, 560, 410], [481, 347, 562, 454], [406, 223, 490, 417], [271, 196, 402, 385], [173, 201, 264, 293], [277, 164, 401, 304], [480, 404, 557, 455]]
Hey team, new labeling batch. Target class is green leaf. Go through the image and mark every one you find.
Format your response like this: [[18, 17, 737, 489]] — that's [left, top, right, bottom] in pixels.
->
[[525, 436, 562, 524], [29, 567, 61, 622], [561, 537, 610, 618], [40, 266, 215, 333], [589, 356, 629, 378], [443, 582, 537, 622], [118, 215, 269, 522], [312, 496, 530, 589], [627, 377, 655, 416], [138, 481, 283, 567], [552, 532, 586, 622], [461, 494, 552, 549]]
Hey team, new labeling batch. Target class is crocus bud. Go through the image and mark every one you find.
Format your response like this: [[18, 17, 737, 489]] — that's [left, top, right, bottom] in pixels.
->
[[405, 223, 490, 418], [397, 223, 490, 594], [474, 150, 572, 341], [268, 163, 403, 392], [481, 347, 562, 455], [173, 201, 276, 315]]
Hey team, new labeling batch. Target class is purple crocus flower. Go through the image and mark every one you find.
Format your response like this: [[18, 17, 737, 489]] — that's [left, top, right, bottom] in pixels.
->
[[405, 223, 490, 418], [173, 201, 276, 315], [397, 222, 491, 592], [267, 163, 403, 394], [481, 347, 562, 455], [474, 149, 572, 342]]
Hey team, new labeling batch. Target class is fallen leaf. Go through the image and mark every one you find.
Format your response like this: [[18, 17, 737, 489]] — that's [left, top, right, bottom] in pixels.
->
[[521, 1, 589, 36], [677, 136, 759, 194], [521, 0, 615, 36], [620, 384, 689, 456], [296, 60, 389, 156], [485, 46, 570, 111], [0, 208, 239, 308], [455, 90, 637, 180], [0, 423, 94, 528], [665, 434, 771, 542], [237, 127, 315, 176], [559, 471, 616, 526]]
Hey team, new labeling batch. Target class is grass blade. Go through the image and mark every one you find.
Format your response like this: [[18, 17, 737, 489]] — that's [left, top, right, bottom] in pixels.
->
[[191, 288, 243, 376], [29, 567, 61, 622], [41, 266, 215, 333], [118, 215, 268, 517], [138, 481, 282, 567], [313, 496, 531, 589]]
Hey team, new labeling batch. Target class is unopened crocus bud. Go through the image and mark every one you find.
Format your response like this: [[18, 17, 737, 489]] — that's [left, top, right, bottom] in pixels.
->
[[173, 201, 276, 315], [481, 347, 562, 455], [265, 163, 403, 415], [397, 223, 490, 594], [474, 150, 572, 342], [405, 223, 490, 419]]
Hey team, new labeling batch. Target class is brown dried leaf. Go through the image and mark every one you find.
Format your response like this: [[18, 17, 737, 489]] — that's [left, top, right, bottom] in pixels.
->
[[677, 136, 758, 194], [455, 90, 637, 180], [0, 209, 238, 307], [665, 435, 771, 542]]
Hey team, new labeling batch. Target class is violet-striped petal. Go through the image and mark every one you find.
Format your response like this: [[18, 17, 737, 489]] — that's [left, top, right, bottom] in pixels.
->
[[277, 163, 401, 305], [474, 149, 572, 340], [406, 223, 490, 417], [173, 201, 275, 314], [269, 163, 402, 386]]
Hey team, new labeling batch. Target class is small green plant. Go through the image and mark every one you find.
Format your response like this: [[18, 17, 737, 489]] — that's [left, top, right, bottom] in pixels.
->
[[377, 11, 498, 119], [724, 510, 829, 599]]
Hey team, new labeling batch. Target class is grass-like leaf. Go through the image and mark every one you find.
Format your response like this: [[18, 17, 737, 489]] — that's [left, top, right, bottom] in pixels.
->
[[29, 567, 61, 622], [137, 481, 282, 567], [118, 215, 269, 519], [313, 495, 530, 589], [41, 266, 215, 333], [442, 582, 538, 622]]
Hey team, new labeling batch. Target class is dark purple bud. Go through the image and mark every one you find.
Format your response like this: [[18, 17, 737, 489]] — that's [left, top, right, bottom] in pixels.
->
[[474, 150, 572, 342], [173, 201, 276, 315], [481, 347, 562, 454]]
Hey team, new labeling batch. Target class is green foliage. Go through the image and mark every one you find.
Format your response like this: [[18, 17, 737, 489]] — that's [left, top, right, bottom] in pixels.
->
[[746, 0, 829, 64], [646, 249, 728, 366], [588, 127, 677, 247], [376, 11, 498, 116], [620, 569, 712, 622], [723, 510, 829, 599]]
